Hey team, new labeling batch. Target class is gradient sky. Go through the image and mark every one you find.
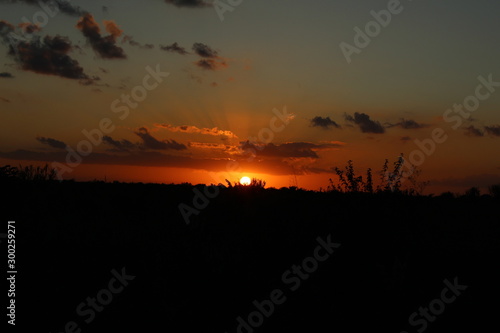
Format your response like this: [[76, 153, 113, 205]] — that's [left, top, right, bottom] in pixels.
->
[[1, 0, 500, 193]]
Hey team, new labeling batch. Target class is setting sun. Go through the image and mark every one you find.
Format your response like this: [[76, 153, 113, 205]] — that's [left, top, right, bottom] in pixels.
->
[[240, 176, 251, 185]]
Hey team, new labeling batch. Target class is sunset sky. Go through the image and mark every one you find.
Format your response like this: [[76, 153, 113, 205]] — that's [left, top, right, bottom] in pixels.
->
[[1, 0, 500, 193]]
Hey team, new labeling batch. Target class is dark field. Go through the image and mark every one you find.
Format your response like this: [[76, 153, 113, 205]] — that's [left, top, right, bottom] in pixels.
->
[[4, 180, 500, 332]]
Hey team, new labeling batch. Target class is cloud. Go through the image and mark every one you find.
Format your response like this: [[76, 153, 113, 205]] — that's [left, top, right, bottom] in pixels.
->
[[18, 22, 41, 34], [0, 0, 87, 17], [122, 35, 155, 49], [310, 116, 340, 129], [0, 21, 94, 81], [400, 136, 411, 143], [160, 42, 188, 55], [188, 142, 229, 150], [485, 125, 500, 137], [102, 136, 136, 152], [192, 42, 228, 70], [36, 136, 66, 149], [0, 72, 13, 78], [6, 33, 91, 81], [134, 127, 187, 150], [164, 0, 211, 8], [155, 123, 238, 139], [0, 97, 11, 103], [192, 42, 218, 58], [240, 141, 344, 159], [344, 112, 385, 134], [195, 59, 228, 70], [76, 14, 126, 59], [386, 119, 428, 130], [464, 125, 484, 137]]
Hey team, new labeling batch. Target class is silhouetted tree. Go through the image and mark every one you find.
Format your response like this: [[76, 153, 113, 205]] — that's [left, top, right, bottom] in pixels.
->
[[489, 184, 500, 199]]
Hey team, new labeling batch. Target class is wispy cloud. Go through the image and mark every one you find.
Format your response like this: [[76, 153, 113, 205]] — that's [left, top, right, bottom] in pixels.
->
[[385, 118, 428, 130], [160, 42, 189, 55], [36, 136, 66, 149], [240, 141, 344, 159], [164, 0, 211, 8], [103, 136, 136, 152], [192, 42, 228, 70], [485, 125, 500, 137], [0, 0, 87, 17], [464, 125, 484, 137], [155, 123, 238, 139], [134, 127, 187, 150]]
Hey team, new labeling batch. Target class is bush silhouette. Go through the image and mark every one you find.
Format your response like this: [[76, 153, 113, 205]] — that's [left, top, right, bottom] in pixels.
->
[[489, 184, 500, 199], [328, 155, 427, 195], [0, 164, 57, 182]]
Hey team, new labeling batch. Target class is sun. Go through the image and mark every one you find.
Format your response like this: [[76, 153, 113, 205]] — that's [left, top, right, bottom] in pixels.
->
[[240, 176, 251, 186]]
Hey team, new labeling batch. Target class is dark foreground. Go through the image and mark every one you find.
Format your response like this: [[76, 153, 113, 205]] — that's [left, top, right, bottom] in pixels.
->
[[3, 180, 500, 332]]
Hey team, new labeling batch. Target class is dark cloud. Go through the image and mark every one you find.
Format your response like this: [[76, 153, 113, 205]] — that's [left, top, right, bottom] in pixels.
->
[[400, 136, 411, 143], [134, 127, 187, 151], [344, 112, 385, 134], [240, 141, 344, 159], [0, 72, 13, 78], [464, 125, 484, 137], [195, 58, 228, 71], [386, 119, 427, 130], [192, 42, 218, 58], [191, 43, 228, 70], [8, 35, 90, 81], [310, 116, 341, 129], [0, 97, 11, 103], [485, 125, 500, 137], [122, 35, 154, 49], [36, 136, 66, 149], [1, 20, 92, 81], [160, 42, 188, 55], [103, 136, 136, 152], [164, 0, 211, 8], [0, 0, 88, 17], [76, 14, 126, 59]]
